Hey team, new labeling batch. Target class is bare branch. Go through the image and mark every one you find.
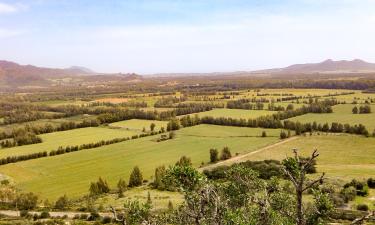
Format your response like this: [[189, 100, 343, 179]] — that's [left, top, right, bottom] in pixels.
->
[[302, 173, 325, 192], [351, 211, 375, 224], [110, 206, 126, 225]]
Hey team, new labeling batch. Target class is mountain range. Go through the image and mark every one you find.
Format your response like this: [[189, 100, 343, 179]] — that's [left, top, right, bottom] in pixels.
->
[[254, 59, 375, 74], [1, 59, 375, 87]]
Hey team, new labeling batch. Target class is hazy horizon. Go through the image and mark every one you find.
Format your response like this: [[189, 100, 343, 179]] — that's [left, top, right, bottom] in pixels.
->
[[1, 0, 375, 74]]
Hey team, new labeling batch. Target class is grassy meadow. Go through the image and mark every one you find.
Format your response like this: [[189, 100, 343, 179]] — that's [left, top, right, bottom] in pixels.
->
[[0, 127, 140, 158], [181, 108, 276, 119], [0, 125, 283, 200], [109, 119, 168, 132], [240, 134, 375, 181], [288, 104, 375, 132]]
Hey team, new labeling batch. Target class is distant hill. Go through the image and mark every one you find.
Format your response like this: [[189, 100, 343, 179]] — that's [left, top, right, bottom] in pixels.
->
[[0, 60, 141, 87], [254, 59, 375, 74]]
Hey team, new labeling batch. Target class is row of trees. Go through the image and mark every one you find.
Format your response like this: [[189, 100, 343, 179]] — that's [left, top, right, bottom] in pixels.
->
[[227, 99, 266, 110], [0, 131, 162, 165], [0, 131, 42, 148], [352, 105, 371, 114], [0, 119, 100, 141]]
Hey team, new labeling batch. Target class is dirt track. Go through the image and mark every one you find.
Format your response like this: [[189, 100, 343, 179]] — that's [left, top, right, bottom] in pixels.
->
[[200, 136, 300, 171]]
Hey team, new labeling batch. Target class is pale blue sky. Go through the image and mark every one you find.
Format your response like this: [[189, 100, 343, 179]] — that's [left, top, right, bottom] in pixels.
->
[[1, 0, 375, 74]]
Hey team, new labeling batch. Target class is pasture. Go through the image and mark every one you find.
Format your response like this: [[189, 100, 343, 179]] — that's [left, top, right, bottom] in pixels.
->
[[0, 127, 139, 158], [0, 125, 284, 200], [239, 134, 375, 181], [109, 119, 168, 132], [182, 108, 276, 119], [288, 104, 375, 132]]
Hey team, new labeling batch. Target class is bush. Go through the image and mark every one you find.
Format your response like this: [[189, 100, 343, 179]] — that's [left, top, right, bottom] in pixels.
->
[[220, 147, 232, 160], [261, 131, 267, 137], [102, 216, 112, 224], [15, 192, 38, 210], [40, 211, 50, 219], [280, 130, 288, 139], [367, 178, 375, 188], [356, 204, 369, 211], [340, 187, 356, 203], [20, 210, 29, 218], [129, 166, 143, 187], [55, 195, 69, 210], [209, 148, 219, 163], [88, 212, 101, 221]]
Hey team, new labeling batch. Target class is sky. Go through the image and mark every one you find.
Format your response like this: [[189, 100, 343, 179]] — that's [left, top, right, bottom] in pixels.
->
[[0, 0, 375, 74]]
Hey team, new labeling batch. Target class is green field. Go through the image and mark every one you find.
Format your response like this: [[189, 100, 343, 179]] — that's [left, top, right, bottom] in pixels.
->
[[240, 134, 375, 181], [0, 125, 283, 200], [288, 104, 375, 132], [182, 108, 276, 119], [0, 127, 140, 158], [110, 119, 168, 131]]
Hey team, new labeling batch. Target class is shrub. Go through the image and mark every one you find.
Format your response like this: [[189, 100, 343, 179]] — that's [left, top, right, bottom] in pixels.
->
[[367, 178, 375, 188], [15, 192, 38, 210], [209, 148, 219, 163], [220, 147, 232, 160], [40, 211, 50, 219], [55, 195, 70, 210], [102, 216, 112, 224], [129, 166, 143, 187], [356, 204, 369, 211], [261, 131, 267, 137]]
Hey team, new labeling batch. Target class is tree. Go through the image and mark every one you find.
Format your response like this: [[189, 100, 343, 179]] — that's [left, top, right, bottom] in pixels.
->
[[352, 106, 358, 114], [153, 165, 166, 190], [150, 123, 156, 132], [175, 156, 192, 167], [15, 192, 38, 210], [147, 191, 152, 205], [168, 200, 174, 211], [169, 131, 176, 139], [110, 200, 151, 225], [282, 149, 329, 225], [209, 148, 219, 163], [280, 130, 288, 139], [117, 178, 127, 198], [55, 195, 69, 210], [129, 166, 143, 187], [220, 147, 232, 160], [89, 177, 110, 196]]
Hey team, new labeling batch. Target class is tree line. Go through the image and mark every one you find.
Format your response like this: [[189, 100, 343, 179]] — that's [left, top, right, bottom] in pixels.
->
[[0, 130, 163, 165]]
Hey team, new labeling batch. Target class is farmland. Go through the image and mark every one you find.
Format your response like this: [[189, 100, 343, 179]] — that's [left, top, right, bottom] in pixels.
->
[[1, 86, 375, 223], [181, 108, 276, 119], [288, 104, 375, 132], [0, 127, 140, 158], [0, 125, 283, 200]]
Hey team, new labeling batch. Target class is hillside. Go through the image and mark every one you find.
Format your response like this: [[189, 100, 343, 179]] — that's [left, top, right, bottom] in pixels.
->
[[255, 59, 375, 74], [0, 60, 141, 87]]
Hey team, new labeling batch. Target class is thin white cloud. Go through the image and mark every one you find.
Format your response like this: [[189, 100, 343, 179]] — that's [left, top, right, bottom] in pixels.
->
[[0, 2, 27, 14], [0, 28, 25, 38]]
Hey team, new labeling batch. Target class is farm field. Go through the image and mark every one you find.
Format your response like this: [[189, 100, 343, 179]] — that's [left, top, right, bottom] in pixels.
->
[[109, 119, 168, 131], [0, 125, 284, 200], [0, 127, 140, 158], [287, 104, 375, 132], [239, 134, 375, 181], [0, 114, 98, 134], [181, 108, 276, 119]]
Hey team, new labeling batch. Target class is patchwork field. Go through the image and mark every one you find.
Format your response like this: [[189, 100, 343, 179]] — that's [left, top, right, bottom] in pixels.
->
[[182, 108, 276, 119], [0, 125, 283, 200], [0, 127, 140, 158], [288, 104, 375, 132]]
